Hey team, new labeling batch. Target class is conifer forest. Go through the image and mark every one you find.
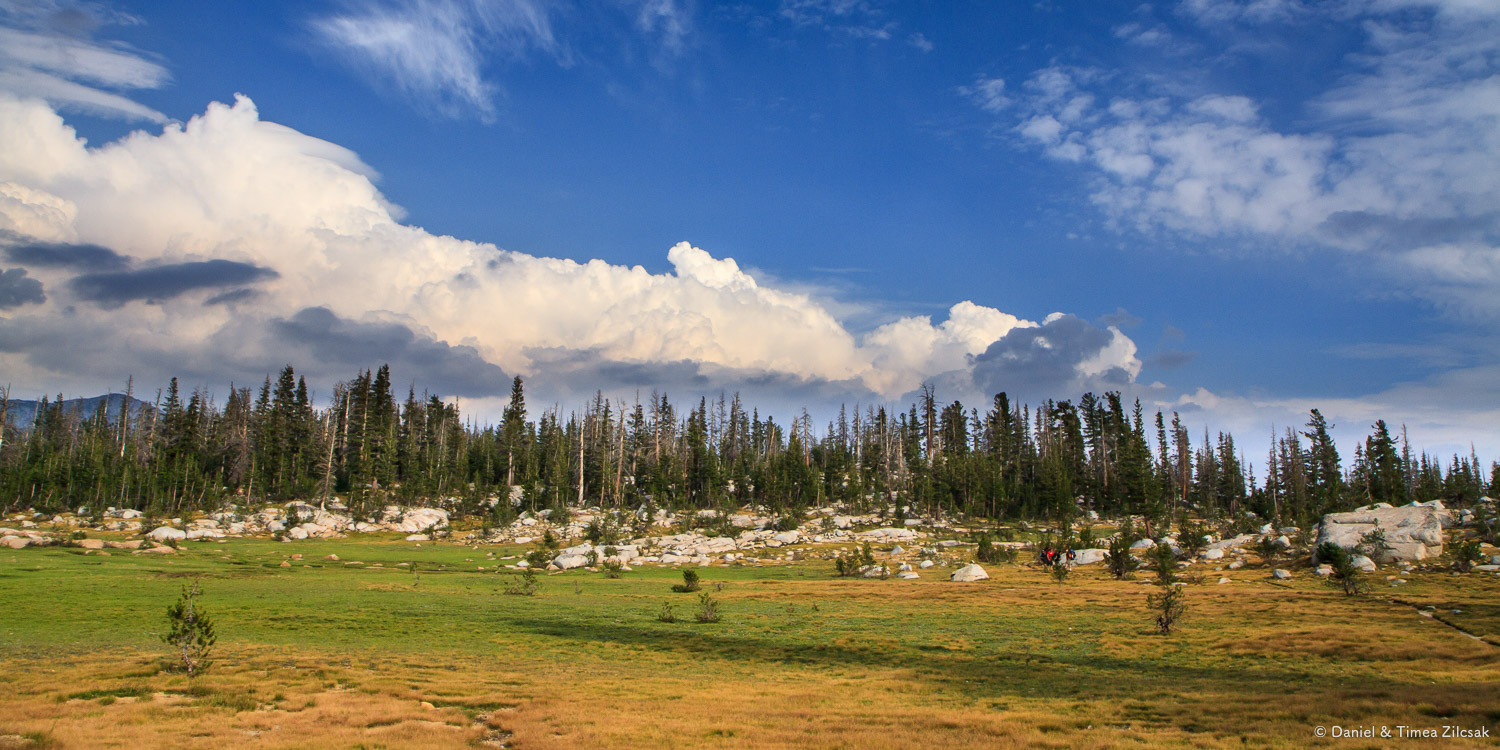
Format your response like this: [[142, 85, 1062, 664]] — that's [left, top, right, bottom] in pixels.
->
[[4, 365, 1493, 527]]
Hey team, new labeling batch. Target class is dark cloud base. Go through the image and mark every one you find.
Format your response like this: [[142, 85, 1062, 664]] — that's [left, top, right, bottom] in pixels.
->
[[1148, 348, 1196, 370], [267, 307, 510, 399], [71, 259, 278, 306], [4, 241, 130, 271], [522, 345, 883, 419], [972, 314, 1131, 397], [0, 267, 45, 308]]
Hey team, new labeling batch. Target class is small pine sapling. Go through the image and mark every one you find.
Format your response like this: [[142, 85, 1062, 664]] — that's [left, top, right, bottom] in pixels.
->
[[1151, 542, 1178, 585], [1177, 519, 1207, 558], [1356, 528, 1389, 561], [1253, 536, 1282, 564], [1317, 542, 1366, 596], [1474, 502, 1498, 544], [503, 567, 539, 596], [976, 533, 996, 563], [1078, 525, 1095, 549], [838, 542, 878, 576], [694, 592, 721, 623], [1146, 583, 1186, 634], [672, 568, 701, 593], [656, 602, 678, 623], [163, 579, 216, 677], [1105, 534, 1138, 580], [584, 517, 616, 545], [1451, 538, 1483, 573]]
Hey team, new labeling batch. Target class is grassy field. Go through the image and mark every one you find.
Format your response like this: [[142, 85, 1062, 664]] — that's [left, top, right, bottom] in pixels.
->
[[1, 535, 1497, 749]]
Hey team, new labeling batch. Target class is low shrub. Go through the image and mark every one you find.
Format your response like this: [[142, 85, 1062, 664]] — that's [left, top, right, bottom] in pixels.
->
[[1253, 536, 1281, 564], [1317, 542, 1366, 596], [1451, 538, 1484, 573], [1177, 519, 1208, 558], [1147, 584, 1186, 634], [502, 567, 539, 596], [1151, 543, 1178, 585], [694, 592, 721, 623], [671, 569, 701, 593], [656, 602, 678, 623], [1106, 534, 1138, 580]]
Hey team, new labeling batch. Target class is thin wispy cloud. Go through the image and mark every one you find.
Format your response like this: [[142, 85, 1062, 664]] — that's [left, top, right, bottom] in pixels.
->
[[634, 0, 694, 60], [778, 0, 900, 42], [311, 0, 703, 119], [961, 76, 1009, 114], [0, 0, 168, 121], [311, 0, 560, 120], [1176, 0, 1306, 25], [980, 1, 1500, 318]]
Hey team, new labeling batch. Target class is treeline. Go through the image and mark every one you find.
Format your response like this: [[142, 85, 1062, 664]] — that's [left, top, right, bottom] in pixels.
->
[[1, 365, 1494, 529]]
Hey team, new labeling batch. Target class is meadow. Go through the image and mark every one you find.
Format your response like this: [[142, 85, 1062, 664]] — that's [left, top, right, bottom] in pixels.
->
[[1, 534, 1497, 749]]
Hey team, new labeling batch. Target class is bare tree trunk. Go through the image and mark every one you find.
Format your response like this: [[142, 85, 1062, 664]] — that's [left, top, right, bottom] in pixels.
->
[[0, 384, 9, 456], [320, 413, 336, 508], [613, 408, 626, 508], [119, 376, 133, 459]]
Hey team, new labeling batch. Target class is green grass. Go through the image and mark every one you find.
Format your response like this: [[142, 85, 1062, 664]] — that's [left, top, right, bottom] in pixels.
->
[[58, 686, 149, 702], [1, 536, 1498, 748]]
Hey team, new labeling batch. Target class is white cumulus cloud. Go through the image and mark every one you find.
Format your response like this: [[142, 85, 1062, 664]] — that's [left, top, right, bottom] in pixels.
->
[[0, 93, 1139, 407]]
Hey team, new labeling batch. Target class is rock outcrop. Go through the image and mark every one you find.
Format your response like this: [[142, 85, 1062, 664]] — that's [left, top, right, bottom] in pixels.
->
[[1317, 503, 1444, 562], [146, 526, 187, 542], [950, 563, 989, 582]]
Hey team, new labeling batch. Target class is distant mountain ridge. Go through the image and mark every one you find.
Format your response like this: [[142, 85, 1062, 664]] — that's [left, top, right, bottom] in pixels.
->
[[3, 394, 154, 426]]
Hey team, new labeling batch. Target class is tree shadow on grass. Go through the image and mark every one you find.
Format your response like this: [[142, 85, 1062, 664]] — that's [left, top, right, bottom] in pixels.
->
[[495, 609, 1500, 738], [500, 609, 1310, 699]]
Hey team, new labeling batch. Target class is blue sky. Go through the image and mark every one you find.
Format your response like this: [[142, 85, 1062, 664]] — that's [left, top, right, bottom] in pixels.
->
[[0, 0, 1496, 459]]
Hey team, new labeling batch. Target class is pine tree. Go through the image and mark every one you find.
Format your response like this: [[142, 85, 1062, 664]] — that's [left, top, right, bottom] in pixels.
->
[[1303, 410, 1342, 519], [502, 376, 527, 489], [1365, 420, 1405, 505], [163, 579, 216, 677]]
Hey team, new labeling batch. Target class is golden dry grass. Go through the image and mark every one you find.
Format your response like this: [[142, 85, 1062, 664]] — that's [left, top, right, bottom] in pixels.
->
[[1, 542, 1498, 749]]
